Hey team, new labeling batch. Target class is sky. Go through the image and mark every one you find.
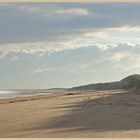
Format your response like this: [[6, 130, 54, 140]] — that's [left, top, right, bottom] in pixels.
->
[[0, 3, 140, 89]]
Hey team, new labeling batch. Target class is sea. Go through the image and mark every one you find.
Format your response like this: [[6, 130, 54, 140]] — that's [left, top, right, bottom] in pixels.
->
[[0, 89, 62, 99]]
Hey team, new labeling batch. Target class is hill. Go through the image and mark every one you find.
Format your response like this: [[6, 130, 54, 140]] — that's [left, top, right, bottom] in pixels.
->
[[72, 74, 140, 90]]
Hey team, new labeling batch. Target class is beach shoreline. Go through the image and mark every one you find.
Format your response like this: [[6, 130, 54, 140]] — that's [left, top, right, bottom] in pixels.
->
[[0, 91, 64, 104], [0, 89, 140, 138]]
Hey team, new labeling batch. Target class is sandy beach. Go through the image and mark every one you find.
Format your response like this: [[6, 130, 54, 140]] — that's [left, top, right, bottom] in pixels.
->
[[0, 89, 140, 138]]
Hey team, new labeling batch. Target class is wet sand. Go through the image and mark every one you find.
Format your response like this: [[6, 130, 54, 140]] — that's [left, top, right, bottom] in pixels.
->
[[0, 89, 140, 137]]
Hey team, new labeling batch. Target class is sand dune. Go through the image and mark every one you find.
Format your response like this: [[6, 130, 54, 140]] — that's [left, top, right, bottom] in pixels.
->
[[0, 89, 140, 137]]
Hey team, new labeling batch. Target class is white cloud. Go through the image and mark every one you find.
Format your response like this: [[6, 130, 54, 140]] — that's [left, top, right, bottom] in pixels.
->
[[32, 63, 97, 75], [29, 41, 140, 75], [124, 64, 140, 71], [55, 8, 89, 16], [17, 5, 89, 18], [18, 6, 43, 13], [32, 67, 50, 74], [0, 40, 105, 60], [0, 26, 140, 74], [108, 26, 140, 32], [0, 30, 107, 59], [82, 26, 140, 44], [108, 52, 130, 63], [0, 41, 72, 59], [106, 42, 140, 63]]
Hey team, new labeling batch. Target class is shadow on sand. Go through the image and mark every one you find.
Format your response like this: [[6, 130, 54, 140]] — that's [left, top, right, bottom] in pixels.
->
[[25, 90, 140, 133]]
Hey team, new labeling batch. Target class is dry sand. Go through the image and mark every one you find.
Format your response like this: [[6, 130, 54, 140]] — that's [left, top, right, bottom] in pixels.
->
[[0, 89, 140, 138]]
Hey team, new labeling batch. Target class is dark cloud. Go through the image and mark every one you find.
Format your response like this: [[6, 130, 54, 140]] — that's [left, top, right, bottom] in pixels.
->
[[0, 3, 140, 43]]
